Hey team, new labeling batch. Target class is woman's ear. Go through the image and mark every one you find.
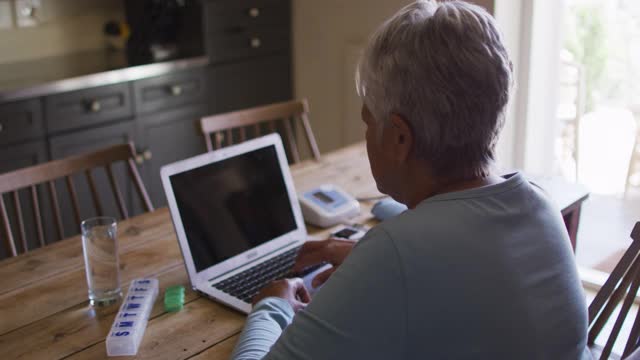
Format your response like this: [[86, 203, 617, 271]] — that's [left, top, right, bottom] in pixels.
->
[[389, 114, 414, 162]]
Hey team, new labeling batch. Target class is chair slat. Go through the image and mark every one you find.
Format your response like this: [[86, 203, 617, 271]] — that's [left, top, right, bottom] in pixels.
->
[[106, 165, 129, 219], [85, 170, 104, 217], [30, 186, 45, 248], [48, 181, 64, 240], [215, 132, 223, 150], [127, 159, 154, 212], [301, 113, 321, 161], [282, 118, 301, 163], [268, 120, 276, 133], [624, 294, 640, 357], [0, 195, 17, 257], [226, 129, 233, 146], [205, 133, 214, 152], [12, 191, 28, 253], [625, 223, 640, 357], [589, 237, 640, 322], [588, 257, 639, 345], [599, 259, 640, 360], [254, 123, 261, 137], [239, 127, 247, 142], [66, 176, 82, 229]]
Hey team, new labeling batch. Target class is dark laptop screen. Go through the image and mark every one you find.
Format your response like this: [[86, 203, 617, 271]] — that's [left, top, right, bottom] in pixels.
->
[[169, 145, 297, 272]]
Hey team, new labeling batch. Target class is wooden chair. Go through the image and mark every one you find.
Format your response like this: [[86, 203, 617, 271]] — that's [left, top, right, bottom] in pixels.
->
[[0, 143, 153, 258], [588, 222, 640, 359], [200, 99, 321, 163]]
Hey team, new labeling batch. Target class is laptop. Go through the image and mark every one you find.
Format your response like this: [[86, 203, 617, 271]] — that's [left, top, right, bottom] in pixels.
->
[[161, 133, 323, 314]]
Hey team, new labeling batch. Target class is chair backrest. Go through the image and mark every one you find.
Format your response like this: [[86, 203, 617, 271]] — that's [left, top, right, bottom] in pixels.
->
[[0, 143, 153, 258], [588, 222, 640, 359], [200, 99, 321, 163]]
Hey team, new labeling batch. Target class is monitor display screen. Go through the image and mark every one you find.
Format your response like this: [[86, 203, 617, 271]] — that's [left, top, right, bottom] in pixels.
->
[[169, 145, 297, 272]]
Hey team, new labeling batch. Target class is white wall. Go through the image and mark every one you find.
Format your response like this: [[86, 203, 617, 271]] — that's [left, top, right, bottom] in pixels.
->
[[521, 0, 565, 174], [494, 0, 566, 173], [494, 0, 524, 170]]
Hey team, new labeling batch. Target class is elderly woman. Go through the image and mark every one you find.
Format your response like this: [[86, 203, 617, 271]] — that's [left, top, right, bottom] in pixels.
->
[[231, 1, 590, 359]]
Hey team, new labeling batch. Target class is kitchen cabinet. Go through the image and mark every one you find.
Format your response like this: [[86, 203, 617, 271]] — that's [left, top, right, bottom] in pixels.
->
[[136, 104, 208, 206], [0, 0, 292, 257]]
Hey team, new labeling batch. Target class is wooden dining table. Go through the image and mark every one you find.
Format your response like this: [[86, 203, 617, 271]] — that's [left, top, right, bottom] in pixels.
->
[[0, 142, 589, 359]]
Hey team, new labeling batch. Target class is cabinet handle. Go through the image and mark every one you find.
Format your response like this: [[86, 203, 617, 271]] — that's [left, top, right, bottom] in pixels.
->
[[135, 153, 144, 165], [250, 38, 262, 49], [170, 85, 183, 96], [248, 7, 260, 18], [0, 123, 3, 133], [143, 149, 153, 161], [88, 100, 102, 113]]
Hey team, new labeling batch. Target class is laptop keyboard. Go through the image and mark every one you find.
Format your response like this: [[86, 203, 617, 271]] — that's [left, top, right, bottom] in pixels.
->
[[212, 246, 301, 303]]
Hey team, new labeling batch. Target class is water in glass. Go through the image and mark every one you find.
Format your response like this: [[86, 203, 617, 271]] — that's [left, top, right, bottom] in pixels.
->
[[81, 217, 122, 306]]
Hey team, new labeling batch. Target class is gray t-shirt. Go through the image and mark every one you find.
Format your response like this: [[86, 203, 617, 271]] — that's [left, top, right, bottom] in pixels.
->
[[231, 173, 591, 360]]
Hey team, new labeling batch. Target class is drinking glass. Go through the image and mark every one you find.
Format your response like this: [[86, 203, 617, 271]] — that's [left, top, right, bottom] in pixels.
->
[[81, 217, 122, 306]]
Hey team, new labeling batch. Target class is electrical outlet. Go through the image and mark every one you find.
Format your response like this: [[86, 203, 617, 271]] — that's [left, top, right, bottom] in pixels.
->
[[0, 1, 13, 29], [15, 0, 41, 28]]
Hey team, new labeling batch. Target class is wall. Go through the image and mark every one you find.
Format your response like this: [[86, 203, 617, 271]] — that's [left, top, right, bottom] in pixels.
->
[[494, 0, 566, 173], [0, 0, 123, 65], [292, 0, 508, 166], [291, 0, 414, 154], [494, 0, 524, 170]]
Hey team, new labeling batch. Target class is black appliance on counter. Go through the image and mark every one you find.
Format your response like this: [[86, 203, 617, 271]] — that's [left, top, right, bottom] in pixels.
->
[[125, 0, 205, 65]]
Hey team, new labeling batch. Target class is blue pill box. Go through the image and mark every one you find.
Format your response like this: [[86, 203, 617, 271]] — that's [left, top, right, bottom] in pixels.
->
[[106, 278, 159, 356]]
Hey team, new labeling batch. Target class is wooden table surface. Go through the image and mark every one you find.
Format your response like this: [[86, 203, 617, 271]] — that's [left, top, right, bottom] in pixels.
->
[[0, 142, 588, 360], [0, 143, 381, 360]]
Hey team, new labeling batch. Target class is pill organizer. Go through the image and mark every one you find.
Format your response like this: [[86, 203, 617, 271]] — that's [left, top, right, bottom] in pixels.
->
[[106, 278, 159, 357]]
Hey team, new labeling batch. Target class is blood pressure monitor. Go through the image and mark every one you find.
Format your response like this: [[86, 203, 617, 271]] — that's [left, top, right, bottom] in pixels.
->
[[299, 184, 360, 228]]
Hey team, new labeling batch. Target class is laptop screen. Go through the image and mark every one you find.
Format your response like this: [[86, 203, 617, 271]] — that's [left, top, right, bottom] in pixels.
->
[[169, 144, 297, 272]]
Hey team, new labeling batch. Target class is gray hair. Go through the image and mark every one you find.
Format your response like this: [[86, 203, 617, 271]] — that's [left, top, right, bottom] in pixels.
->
[[356, 0, 513, 180]]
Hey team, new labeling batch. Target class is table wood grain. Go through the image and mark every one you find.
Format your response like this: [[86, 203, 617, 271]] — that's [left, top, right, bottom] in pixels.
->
[[0, 142, 588, 359]]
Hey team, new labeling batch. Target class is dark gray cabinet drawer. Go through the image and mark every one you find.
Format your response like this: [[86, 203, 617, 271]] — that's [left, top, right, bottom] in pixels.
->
[[0, 140, 48, 174], [0, 99, 44, 146], [208, 54, 291, 114], [206, 0, 289, 32], [133, 69, 206, 114], [208, 27, 290, 63], [45, 83, 133, 133]]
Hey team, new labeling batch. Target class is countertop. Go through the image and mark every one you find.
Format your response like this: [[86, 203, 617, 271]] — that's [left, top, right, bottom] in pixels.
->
[[0, 50, 209, 102]]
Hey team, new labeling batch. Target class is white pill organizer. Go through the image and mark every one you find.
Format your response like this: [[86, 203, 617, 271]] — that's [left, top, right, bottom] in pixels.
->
[[106, 278, 159, 357], [299, 184, 360, 228]]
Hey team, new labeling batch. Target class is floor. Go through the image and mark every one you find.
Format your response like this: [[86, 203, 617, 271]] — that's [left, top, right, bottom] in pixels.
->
[[575, 191, 640, 273]]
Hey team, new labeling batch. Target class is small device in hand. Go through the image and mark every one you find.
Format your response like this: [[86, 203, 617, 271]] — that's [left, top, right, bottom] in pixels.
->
[[331, 225, 367, 241], [299, 184, 360, 228]]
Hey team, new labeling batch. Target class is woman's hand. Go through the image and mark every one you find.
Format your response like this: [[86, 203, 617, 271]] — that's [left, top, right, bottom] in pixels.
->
[[292, 238, 357, 287], [252, 278, 310, 312]]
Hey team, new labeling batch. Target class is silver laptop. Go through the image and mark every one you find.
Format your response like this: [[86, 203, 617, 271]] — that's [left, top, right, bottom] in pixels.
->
[[161, 133, 315, 314]]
